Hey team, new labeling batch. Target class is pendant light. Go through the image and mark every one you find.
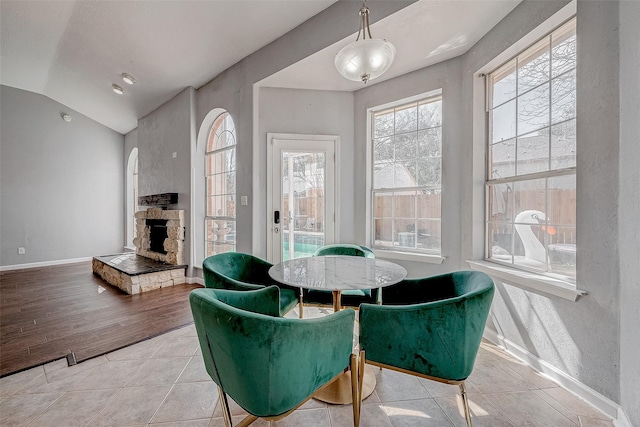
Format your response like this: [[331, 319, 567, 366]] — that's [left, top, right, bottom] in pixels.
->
[[334, 1, 396, 84]]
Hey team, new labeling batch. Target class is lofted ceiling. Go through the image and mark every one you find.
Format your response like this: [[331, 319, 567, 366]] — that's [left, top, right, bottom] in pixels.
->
[[1, 0, 520, 135]]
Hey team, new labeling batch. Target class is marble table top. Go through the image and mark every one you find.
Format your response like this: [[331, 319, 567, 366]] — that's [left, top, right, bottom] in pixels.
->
[[268, 255, 407, 291]]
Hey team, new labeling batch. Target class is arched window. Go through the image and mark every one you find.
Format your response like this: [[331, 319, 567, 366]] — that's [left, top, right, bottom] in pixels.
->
[[126, 147, 139, 249], [205, 112, 236, 256]]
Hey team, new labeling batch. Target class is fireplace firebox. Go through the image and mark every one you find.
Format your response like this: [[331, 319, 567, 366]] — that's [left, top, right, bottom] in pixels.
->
[[147, 219, 168, 255]]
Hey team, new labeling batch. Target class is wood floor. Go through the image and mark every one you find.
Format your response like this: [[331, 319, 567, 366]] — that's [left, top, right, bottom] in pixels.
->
[[0, 261, 200, 377]]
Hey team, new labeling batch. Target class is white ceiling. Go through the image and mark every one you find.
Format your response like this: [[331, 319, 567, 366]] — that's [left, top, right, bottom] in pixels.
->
[[1, 0, 520, 135], [261, 0, 521, 91]]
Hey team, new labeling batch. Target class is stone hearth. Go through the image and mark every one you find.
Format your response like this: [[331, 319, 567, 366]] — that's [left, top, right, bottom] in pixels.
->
[[92, 206, 187, 295], [93, 253, 186, 295]]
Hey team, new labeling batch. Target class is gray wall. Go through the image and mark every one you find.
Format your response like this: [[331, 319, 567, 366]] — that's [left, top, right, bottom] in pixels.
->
[[458, 0, 620, 404], [618, 1, 640, 425], [137, 87, 195, 266], [354, 0, 631, 412], [0, 85, 124, 266], [257, 87, 356, 246], [194, 1, 415, 256]]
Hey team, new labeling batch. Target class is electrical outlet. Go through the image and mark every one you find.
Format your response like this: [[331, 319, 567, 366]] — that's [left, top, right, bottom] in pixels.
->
[[172, 152, 177, 158], [17, 247, 25, 255], [241, 195, 248, 206]]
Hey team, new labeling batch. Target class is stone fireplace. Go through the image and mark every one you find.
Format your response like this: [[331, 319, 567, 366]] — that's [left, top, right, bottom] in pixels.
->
[[92, 193, 188, 295], [133, 207, 185, 265]]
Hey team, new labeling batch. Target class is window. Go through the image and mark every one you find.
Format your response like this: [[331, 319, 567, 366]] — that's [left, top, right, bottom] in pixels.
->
[[205, 112, 236, 256], [125, 147, 138, 249], [370, 94, 442, 254], [486, 18, 576, 280]]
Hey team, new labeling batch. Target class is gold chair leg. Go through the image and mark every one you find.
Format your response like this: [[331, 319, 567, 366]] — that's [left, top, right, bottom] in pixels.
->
[[299, 292, 304, 318], [358, 351, 365, 417], [218, 386, 233, 427], [350, 354, 360, 426], [459, 382, 473, 427]]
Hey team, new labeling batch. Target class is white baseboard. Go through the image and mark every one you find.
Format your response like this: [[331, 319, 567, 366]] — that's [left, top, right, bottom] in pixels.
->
[[0, 257, 94, 272], [614, 407, 634, 427], [483, 329, 629, 425], [187, 276, 205, 286]]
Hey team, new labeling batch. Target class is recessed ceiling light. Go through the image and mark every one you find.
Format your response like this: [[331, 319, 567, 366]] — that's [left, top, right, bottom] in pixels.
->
[[112, 84, 124, 95], [121, 73, 136, 85]]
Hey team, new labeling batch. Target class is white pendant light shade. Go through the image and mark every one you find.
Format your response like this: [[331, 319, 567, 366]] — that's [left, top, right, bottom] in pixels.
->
[[335, 38, 395, 84], [334, 2, 396, 84]]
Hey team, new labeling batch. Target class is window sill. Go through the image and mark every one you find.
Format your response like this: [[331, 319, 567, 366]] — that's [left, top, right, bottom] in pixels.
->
[[374, 249, 445, 264], [466, 260, 586, 301]]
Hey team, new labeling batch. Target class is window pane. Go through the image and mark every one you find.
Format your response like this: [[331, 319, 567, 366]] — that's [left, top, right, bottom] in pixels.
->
[[418, 100, 442, 129], [551, 69, 576, 124], [394, 132, 417, 160], [551, 119, 576, 169], [548, 175, 576, 228], [518, 82, 550, 135], [373, 136, 393, 163], [548, 225, 576, 276], [395, 219, 415, 248], [513, 178, 546, 218], [492, 59, 517, 107], [225, 148, 236, 172], [488, 222, 514, 263], [393, 161, 418, 187], [551, 21, 576, 78], [373, 163, 394, 189], [374, 219, 393, 246], [373, 193, 393, 217], [513, 178, 548, 266], [492, 99, 516, 143], [490, 138, 516, 178], [417, 157, 441, 186], [488, 184, 513, 221], [416, 219, 440, 251], [416, 189, 441, 219], [393, 192, 415, 218], [517, 38, 550, 94], [374, 111, 394, 138], [517, 130, 549, 175], [395, 104, 417, 133], [418, 128, 441, 157]]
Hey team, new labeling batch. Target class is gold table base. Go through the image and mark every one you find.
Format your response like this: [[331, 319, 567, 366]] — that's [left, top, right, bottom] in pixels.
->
[[313, 364, 376, 404]]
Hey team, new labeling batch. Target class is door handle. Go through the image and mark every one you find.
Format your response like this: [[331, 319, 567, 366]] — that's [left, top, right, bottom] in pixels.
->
[[274, 210, 280, 224]]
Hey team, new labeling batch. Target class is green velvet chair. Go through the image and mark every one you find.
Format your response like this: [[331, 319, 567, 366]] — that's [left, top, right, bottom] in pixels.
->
[[202, 252, 299, 316], [358, 271, 495, 427], [190, 286, 360, 427], [302, 244, 378, 315]]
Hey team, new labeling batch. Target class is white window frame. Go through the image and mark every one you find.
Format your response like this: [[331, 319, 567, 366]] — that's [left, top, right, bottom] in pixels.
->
[[125, 147, 138, 251], [468, 0, 585, 301], [367, 90, 445, 263], [205, 112, 237, 258]]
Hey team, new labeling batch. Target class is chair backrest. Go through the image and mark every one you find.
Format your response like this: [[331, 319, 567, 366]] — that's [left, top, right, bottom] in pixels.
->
[[190, 286, 356, 418], [359, 270, 494, 382], [313, 244, 375, 258], [202, 252, 274, 289]]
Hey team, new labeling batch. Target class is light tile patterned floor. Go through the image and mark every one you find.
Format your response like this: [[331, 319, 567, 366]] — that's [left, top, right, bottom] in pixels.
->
[[0, 308, 614, 427]]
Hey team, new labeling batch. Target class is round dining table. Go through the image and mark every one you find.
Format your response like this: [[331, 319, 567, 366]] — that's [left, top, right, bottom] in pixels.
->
[[268, 255, 407, 404], [268, 255, 407, 312]]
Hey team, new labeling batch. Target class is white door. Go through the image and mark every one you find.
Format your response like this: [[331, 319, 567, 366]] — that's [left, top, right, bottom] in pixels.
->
[[267, 134, 338, 263]]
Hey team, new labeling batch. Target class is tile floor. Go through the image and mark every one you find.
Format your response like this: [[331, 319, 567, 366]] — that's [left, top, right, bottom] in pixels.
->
[[0, 307, 614, 427]]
